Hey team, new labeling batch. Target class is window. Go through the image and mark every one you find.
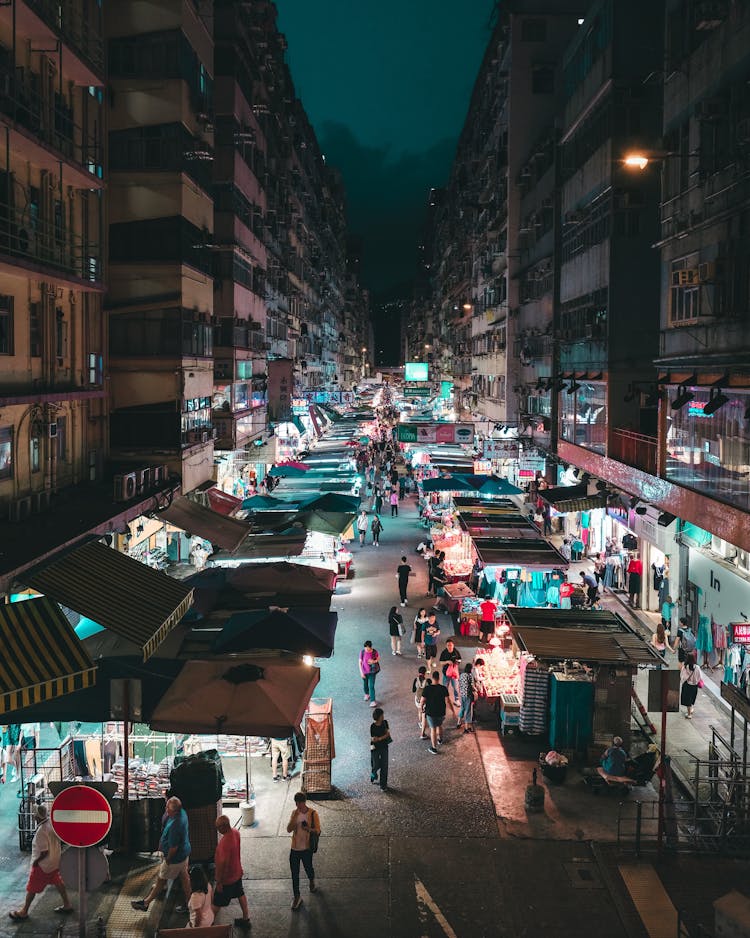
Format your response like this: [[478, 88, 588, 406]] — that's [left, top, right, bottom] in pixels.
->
[[670, 255, 700, 324], [55, 309, 68, 363], [559, 383, 607, 454], [0, 294, 13, 355], [532, 66, 554, 95], [88, 352, 103, 385], [29, 302, 41, 357], [30, 435, 40, 473], [0, 427, 12, 479], [522, 18, 547, 41], [56, 416, 67, 463]]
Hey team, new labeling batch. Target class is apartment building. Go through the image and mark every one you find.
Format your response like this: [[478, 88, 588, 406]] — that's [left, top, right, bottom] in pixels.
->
[[0, 0, 106, 517], [105, 0, 216, 493]]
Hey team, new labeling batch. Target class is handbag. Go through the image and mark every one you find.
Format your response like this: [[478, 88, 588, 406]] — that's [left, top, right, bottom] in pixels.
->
[[309, 830, 320, 853], [370, 660, 381, 674], [697, 679, 704, 688]]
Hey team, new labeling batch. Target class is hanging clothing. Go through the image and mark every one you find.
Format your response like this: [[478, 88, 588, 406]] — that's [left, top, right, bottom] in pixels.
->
[[696, 614, 714, 654], [712, 619, 728, 650]]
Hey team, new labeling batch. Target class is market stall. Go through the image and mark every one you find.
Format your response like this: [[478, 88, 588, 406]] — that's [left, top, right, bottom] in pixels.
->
[[473, 537, 569, 608]]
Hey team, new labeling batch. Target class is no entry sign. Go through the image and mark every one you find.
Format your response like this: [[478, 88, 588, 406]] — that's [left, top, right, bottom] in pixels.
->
[[50, 785, 112, 847]]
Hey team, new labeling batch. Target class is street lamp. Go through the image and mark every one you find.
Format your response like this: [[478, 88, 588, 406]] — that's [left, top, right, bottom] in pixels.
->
[[623, 153, 650, 170]]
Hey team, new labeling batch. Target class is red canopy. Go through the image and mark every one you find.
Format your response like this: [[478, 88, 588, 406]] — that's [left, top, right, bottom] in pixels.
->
[[206, 488, 242, 517]]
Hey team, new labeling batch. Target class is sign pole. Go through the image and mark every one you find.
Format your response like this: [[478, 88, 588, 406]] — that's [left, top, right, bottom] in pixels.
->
[[77, 848, 86, 938], [657, 666, 668, 855]]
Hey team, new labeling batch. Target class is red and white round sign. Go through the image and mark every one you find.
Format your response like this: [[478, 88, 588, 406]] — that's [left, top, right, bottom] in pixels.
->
[[50, 785, 112, 848]]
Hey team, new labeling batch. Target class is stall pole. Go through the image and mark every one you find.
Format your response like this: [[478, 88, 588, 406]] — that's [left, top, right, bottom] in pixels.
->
[[123, 680, 130, 854], [244, 736, 251, 798], [657, 667, 668, 855], [77, 848, 86, 938]]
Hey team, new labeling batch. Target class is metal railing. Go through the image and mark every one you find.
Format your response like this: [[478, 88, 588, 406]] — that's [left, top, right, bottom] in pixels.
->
[[611, 428, 658, 475], [25, 0, 104, 74]]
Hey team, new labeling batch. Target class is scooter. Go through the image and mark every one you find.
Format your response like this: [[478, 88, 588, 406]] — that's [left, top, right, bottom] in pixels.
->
[[584, 746, 660, 796]]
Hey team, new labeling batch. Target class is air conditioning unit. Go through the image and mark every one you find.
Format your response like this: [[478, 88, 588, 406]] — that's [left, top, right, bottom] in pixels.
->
[[32, 490, 51, 513], [48, 422, 58, 438], [114, 472, 137, 502], [135, 467, 152, 494], [698, 261, 718, 283], [8, 496, 33, 522], [671, 268, 698, 287]]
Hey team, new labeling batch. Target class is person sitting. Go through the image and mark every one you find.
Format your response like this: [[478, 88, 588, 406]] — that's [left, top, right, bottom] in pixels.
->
[[600, 736, 629, 777]]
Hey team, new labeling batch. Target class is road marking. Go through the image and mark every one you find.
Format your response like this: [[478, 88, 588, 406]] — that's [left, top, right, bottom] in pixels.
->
[[415, 875, 458, 938], [52, 809, 110, 824]]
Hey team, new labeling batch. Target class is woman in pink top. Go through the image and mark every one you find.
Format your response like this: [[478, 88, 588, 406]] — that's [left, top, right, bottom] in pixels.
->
[[359, 640, 380, 706], [390, 490, 399, 516], [187, 866, 214, 928]]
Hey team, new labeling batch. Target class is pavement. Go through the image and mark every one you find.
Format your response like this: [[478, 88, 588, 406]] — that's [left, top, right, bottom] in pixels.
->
[[0, 451, 747, 936]]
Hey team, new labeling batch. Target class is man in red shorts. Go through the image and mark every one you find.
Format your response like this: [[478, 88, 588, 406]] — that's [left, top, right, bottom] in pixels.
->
[[9, 803, 73, 921]]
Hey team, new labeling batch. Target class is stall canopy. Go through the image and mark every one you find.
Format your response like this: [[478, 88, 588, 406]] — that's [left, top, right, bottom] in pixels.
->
[[241, 494, 300, 512], [212, 608, 338, 658], [159, 496, 251, 551], [293, 509, 356, 536], [206, 488, 242, 517], [421, 476, 475, 493], [0, 597, 97, 715], [268, 464, 308, 478], [23, 540, 194, 660], [185, 561, 336, 615], [473, 537, 569, 568], [150, 658, 320, 736], [276, 460, 310, 471], [299, 492, 361, 513], [470, 476, 523, 497], [539, 483, 609, 514], [222, 530, 307, 561]]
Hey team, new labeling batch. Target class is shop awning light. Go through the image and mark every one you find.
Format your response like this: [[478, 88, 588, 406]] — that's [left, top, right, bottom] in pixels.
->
[[671, 386, 694, 410], [703, 389, 729, 416]]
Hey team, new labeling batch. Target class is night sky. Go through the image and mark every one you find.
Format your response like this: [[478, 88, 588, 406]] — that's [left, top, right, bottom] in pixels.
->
[[276, 0, 495, 357]]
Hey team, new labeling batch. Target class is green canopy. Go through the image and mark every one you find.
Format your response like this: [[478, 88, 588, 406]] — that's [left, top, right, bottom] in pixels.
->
[[293, 509, 357, 536]]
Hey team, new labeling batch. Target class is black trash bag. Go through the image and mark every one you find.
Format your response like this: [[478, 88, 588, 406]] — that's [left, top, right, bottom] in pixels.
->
[[169, 749, 224, 809]]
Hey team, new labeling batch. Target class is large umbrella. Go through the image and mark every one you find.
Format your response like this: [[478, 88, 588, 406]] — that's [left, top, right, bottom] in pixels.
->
[[421, 476, 475, 493], [300, 492, 360, 513], [268, 465, 308, 478], [293, 509, 357, 536], [150, 658, 320, 736], [213, 608, 338, 658], [474, 476, 523, 497]]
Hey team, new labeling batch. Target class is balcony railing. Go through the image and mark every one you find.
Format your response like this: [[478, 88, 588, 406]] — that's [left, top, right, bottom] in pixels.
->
[[611, 428, 658, 476], [25, 0, 104, 75]]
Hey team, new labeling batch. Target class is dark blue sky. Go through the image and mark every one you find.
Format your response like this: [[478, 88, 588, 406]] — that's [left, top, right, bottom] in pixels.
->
[[276, 0, 495, 297]]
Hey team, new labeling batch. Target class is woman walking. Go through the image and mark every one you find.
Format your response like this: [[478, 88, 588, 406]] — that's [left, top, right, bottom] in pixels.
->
[[371, 514, 383, 546], [389, 490, 399, 517], [388, 606, 404, 656], [457, 663, 476, 733], [412, 666, 430, 739], [359, 640, 380, 707], [412, 608, 429, 658], [651, 622, 670, 659], [680, 656, 703, 719], [286, 792, 321, 910]]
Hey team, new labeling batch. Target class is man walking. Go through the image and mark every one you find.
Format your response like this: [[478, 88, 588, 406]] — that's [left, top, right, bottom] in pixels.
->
[[439, 639, 462, 707], [9, 804, 73, 921], [270, 736, 292, 781], [370, 707, 392, 791], [397, 556, 412, 606], [421, 671, 450, 754], [213, 815, 251, 930], [132, 796, 191, 912]]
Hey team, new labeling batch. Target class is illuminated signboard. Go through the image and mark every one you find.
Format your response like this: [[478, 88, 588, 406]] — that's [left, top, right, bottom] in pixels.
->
[[404, 362, 429, 382], [732, 623, 750, 646]]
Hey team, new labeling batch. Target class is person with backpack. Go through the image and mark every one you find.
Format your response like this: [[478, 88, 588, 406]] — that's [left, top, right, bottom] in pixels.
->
[[672, 618, 697, 662], [412, 666, 430, 739], [388, 606, 404, 655]]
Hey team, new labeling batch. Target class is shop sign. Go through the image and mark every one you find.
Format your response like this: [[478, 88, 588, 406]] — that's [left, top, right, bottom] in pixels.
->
[[482, 440, 519, 458], [731, 624, 750, 647], [435, 424, 456, 443], [406, 387, 432, 397], [454, 423, 474, 444], [416, 425, 438, 443], [518, 456, 546, 478], [397, 424, 418, 442]]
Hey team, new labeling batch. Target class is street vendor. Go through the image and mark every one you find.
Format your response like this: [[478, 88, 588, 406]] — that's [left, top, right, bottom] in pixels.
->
[[479, 598, 496, 644]]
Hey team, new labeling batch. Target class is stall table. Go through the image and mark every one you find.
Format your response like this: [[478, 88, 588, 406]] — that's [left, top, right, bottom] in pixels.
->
[[441, 581, 475, 616]]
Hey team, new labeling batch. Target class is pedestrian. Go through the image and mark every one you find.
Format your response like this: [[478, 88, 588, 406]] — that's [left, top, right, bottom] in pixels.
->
[[457, 663, 476, 732], [542, 505, 552, 536], [359, 640, 380, 707], [396, 555, 412, 605], [390, 490, 399, 516], [579, 570, 599, 607], [412, 666, 430, 739], [424, 613, 440, 664], [9, 803, 73, 921], [421, 671, 450, 754], [287, 792, 321, 910], [371, 513, 383, 546], [593, 553, 606, 586], [439, 639, 462, 707], [661, 595, 675, 631], [672, 618, 697, 662], [373, 488, 384, 515], [187, 865, 214, 928], [560, 538, 572, 562], [1, 724, 20, 782], [413, 607, 429, 658], [651, 622, 670, 658], [370, 707, 392, 791], [212, 815, 251, 929], [388, 606, 404, 655], [680, 656, 703, 719], [270, 736, 292, 781], [399, 477, 406, 499], [356, 509, 369, 546], [479, 598, 496, 644], [132, 796, 191, 912]]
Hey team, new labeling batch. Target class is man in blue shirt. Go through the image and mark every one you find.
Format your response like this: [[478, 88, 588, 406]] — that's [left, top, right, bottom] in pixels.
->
[[132, 796, 191, 912], [601, 736, 629, 777]]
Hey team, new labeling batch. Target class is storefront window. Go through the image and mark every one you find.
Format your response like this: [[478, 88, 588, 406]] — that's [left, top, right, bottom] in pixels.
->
[[0, 427, 13, 479], [559, 382, 607, 453], [666, 388, 750, 512], [233, 382, 249, 411]]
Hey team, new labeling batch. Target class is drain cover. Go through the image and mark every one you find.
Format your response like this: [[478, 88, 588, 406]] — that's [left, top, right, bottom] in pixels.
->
[[563, 861, 603, 888]]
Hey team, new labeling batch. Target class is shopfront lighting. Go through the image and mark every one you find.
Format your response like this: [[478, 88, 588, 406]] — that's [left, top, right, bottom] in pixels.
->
[[703, 389, 729, 416], [303, 655, 314, 666], [463, 302, 473, 311], [623, 153, 649, 170], [671, 385, 694, 410]]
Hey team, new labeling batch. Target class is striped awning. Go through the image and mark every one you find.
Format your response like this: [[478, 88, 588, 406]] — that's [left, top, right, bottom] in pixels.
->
[[0, 597, 96, 715], [23, 540, 193, 660]]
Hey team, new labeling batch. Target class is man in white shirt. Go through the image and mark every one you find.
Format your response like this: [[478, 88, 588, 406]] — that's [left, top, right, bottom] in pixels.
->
[[9, 803, 73, 920]]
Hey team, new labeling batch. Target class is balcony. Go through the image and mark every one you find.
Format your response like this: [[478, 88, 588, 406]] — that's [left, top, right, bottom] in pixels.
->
[[0, 197, 102, 288], [610, 428, 658, 476], [213, 321, 266, 353]]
